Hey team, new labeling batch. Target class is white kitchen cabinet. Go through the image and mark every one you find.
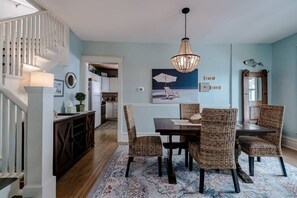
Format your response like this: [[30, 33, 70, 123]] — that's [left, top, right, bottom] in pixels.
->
[[106, 102, 118, 119], [101, 76, 110, 92], [109, 77, 118, 92]]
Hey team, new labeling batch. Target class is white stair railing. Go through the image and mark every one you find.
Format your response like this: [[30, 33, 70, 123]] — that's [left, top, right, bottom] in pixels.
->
[[0, 85, 27, 179], [0, 10, 68, 84]]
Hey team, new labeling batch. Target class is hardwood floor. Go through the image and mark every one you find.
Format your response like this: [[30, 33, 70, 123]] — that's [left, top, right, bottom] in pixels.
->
[[56, 120, 118, 198], [56, 120, 297, 197]]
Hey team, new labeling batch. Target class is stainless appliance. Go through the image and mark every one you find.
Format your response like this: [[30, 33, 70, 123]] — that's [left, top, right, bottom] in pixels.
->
[[88, 80, 101, 128]]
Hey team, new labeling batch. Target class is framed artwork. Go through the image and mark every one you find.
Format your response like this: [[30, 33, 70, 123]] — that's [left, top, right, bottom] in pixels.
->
[[152, 69, 198, 103], [54, 79, 64, 97]]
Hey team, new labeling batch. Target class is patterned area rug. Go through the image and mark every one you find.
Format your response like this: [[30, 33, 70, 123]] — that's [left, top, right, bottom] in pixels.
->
[[88, 145, 297, 198]]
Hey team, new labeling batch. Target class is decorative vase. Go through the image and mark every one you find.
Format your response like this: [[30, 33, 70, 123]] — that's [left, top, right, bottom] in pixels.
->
[[76, 104, 85, 112]]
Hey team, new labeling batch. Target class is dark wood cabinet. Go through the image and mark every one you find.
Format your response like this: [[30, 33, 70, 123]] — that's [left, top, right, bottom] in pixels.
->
[[53, 112, 95, 179], [86, 113, 95, 148]]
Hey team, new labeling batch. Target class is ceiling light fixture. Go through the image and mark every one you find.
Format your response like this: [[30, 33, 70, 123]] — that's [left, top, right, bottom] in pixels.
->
[[171, 7, 200, 73]]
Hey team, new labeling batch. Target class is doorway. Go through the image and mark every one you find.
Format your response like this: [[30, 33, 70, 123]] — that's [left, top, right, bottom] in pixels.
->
[[80, 56, 123, 142]]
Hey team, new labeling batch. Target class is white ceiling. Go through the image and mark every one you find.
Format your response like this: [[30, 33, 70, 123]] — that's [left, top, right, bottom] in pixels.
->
[[0, 0, 38, 20], [28, 0, 297, 44]]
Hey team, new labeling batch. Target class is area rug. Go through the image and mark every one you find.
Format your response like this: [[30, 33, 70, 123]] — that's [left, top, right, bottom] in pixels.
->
[[87, 145, 297, 198]]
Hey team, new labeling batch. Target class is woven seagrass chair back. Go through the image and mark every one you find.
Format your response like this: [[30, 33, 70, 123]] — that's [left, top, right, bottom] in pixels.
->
[[258, 105, 285, 146], [200, 108, 238, 169], [124, 105, 137, 145], [180, 103, 200, 119]]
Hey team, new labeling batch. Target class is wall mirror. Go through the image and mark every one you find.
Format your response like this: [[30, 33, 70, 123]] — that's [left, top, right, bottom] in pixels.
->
[[242, 69, 268, 123], [65, 72, 77, 89]]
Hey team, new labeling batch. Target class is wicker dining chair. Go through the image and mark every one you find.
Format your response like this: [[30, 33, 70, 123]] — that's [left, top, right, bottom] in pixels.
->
[[189, 108, 240, 193], [123, 105, 163, 177], [239, 104, 287, 177], [178, 103, 200, 167]]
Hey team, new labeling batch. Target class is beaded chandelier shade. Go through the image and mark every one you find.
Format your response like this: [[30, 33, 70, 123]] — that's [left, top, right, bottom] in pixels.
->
[[171, 8, 200, 73]]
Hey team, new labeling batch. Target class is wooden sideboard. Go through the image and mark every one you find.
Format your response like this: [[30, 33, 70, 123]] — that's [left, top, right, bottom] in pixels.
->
[[53, 111, 95, 179]]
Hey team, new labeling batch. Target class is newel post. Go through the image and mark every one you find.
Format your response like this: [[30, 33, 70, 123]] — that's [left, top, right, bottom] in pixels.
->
[[23, 87, 56, 198]]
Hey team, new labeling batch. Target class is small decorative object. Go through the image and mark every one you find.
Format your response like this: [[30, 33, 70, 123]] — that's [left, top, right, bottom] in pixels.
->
[[75, 92, 86, 112], [54, 79, 64, 97], [65, 100, 74, 113], [189, 113, 202, 124], [243, 59, 264, 68], [65, 72, 77, 89], [199, 82, 210, 92]]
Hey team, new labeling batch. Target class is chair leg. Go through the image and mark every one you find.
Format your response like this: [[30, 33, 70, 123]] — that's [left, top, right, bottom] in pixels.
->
[[231, 169, 240, 193], [257, 157, 261, 162], [178, 148, 182, 155], [199, 169, 205, 193], [189, 155, 193, 171], [279, 157, 287, 177], [158, 156, 162, 177], [185, 149, 188, 167], [249, 156, 254, 176], [125, 157, 134, 177]]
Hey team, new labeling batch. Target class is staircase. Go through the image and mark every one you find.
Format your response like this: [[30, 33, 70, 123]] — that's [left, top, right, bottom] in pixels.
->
[[0, 10, 69, 197]]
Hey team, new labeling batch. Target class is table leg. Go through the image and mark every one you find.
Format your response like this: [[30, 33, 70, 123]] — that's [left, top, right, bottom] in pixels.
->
[[165, 135, 176, 184], [235, 138, 253, 183]]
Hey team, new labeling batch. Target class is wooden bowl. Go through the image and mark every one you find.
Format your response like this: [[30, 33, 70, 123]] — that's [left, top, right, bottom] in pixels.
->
[[189, 118, 201, 124]]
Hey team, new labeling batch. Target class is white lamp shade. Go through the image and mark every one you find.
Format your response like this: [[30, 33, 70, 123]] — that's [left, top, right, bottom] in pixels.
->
[[30, 72, 54, 87]]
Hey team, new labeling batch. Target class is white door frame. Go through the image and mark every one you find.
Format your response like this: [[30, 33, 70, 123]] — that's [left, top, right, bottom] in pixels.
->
[[80, 55, 123, 142]]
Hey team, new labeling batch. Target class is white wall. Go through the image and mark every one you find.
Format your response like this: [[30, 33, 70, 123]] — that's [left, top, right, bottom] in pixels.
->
[[51, 30, 83, 113]]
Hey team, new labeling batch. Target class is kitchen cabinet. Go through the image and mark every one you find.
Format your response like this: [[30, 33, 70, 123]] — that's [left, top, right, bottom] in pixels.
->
[[53, 111, 95, 179], [102, 77, 118, 92], [109, 77, 118, 92], [106, 102, 117, 119], [101, 76, 109, 92]]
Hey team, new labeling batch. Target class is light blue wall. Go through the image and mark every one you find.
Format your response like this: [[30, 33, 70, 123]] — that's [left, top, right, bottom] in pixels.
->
[[50, 27, 297, 141], [82, 41, 273, 134], [272, 33, 297, 138], [83, 42, 233, 107], [52, 30, 83, 112]]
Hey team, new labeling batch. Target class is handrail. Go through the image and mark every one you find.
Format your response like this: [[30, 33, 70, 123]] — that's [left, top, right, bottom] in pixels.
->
[[0, 10, 48, 24], [0, 85, 27, 112]]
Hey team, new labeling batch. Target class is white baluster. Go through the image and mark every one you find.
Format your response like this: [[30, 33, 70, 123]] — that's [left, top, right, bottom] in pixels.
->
[[16, 108, 23, 174], [11, 21, 16, 76], [5, 22, 10, 75], [9, 102, 16, 175], [17, 19, 22, 76], [2, 96, 9, 175], [28, 17, 32, 65], [23, 18, 27, 65], [0, 24, 4, 83]]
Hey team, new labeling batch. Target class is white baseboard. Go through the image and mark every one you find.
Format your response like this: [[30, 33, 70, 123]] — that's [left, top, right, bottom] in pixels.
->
[[282, 136, 297, 151]]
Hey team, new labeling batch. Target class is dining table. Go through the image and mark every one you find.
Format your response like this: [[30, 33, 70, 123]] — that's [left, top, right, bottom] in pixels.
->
[[154, 118, 276, 184]]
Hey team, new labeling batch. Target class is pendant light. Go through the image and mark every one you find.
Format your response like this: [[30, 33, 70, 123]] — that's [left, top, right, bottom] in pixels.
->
[[171, 7, 200, 73]]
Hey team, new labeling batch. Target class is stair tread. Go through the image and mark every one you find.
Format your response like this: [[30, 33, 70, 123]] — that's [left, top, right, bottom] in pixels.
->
[[0, 178, 17, 190]]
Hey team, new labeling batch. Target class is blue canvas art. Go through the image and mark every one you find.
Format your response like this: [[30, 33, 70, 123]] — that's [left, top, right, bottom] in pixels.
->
[[152, 69, 198, 103]]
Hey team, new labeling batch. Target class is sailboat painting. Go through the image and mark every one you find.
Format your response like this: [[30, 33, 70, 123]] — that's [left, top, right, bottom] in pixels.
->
[[152, 69, 198, 104]]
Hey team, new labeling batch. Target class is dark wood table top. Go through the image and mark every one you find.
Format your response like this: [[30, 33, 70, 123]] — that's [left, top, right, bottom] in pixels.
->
[[154, 118, 276, 136]]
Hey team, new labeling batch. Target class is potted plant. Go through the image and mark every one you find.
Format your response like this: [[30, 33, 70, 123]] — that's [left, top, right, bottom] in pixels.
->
[[75, 92, 86, 112]]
